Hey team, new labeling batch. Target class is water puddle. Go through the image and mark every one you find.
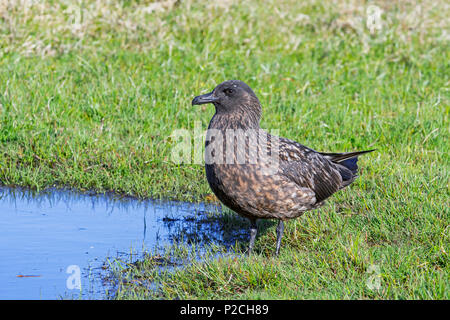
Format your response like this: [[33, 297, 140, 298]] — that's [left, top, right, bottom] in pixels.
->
[[0, 187, 248, 299]]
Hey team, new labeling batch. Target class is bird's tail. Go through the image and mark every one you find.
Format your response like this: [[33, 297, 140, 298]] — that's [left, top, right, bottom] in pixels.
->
[[320, 149, 376, 175]]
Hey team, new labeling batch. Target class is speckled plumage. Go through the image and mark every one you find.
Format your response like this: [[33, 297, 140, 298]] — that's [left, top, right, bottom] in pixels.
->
[[192, 80, 374, 255]]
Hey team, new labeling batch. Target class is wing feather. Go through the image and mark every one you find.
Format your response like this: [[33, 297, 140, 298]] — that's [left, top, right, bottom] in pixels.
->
[[278, 138, 343, 203]]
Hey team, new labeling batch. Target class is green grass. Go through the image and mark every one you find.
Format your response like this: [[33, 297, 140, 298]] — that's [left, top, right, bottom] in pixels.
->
[[0, 0, 449, 299]]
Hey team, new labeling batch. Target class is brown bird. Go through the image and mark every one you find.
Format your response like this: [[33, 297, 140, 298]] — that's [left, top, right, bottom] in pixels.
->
[[192, 80, 374, 255]]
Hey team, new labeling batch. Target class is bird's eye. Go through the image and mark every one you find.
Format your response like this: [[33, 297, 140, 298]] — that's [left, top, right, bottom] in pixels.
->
[[224, 88, 234, 95]]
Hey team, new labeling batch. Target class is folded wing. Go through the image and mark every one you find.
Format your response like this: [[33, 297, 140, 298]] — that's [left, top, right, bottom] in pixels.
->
[[279, 139, 374, 203]]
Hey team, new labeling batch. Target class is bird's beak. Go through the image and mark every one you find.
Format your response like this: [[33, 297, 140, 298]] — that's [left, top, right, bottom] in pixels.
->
[[192, 92, 219, 106]]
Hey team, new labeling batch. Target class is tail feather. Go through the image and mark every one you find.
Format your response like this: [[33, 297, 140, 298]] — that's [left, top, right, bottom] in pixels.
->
[[319, 149, 376, 164], [320, 149, 375, 186], [339, 157, 359, 175]]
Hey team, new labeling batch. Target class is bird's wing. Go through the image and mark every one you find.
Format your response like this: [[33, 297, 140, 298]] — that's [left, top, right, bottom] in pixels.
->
[[278, 138, 343, 203]]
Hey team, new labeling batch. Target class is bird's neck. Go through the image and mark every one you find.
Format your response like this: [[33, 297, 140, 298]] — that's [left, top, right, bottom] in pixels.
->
[[209, 105, 262, 131]]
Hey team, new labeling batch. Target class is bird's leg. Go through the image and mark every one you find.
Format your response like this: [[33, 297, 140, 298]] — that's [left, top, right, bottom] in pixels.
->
[[248, 219, 258, 255], [275, 220, 284, 256]]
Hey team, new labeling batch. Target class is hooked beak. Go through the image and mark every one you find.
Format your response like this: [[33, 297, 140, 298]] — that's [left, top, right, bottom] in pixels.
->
[[192, 91, 219, 106]]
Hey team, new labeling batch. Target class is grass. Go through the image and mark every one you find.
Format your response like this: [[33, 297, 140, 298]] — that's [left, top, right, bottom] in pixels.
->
[[0, 0, 449, 299]]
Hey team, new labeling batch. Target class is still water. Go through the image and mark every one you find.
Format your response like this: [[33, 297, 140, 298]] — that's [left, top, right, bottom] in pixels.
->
[[0, 187, 245, 299]]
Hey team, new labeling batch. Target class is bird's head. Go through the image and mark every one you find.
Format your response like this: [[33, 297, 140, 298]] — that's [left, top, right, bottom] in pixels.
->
[[192, 80, 261, 121]]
